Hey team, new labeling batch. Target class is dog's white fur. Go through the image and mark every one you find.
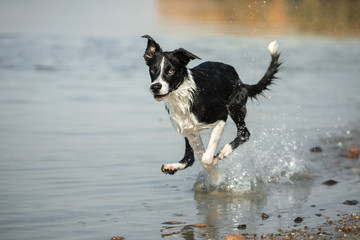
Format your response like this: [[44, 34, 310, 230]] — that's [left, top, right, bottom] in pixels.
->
[[164, 71, 226, 178], [165, 71, 197, 135], [152, 57, 170, 101], [268, 41, 278, 56], [165, 70, 220, 135]]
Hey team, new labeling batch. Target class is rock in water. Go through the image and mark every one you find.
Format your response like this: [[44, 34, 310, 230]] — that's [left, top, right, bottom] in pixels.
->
[[322, 179, 338, 186], [261, 213, 270, 220], [194, 223, 208, 228], [111, 237, 124, 240], [237, 224, 247, 230], [345, 147, 359, 159], [310, 146, 322, 152], [343, 200, 359, 205], [224, 234, 247, 240]]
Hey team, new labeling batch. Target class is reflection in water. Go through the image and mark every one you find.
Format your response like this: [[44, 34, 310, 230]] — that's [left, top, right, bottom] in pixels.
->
[[157, 0, 360, 36], [160, 178, 313, 239], [193, 191, 266, 240], [192, 180, 313, 239], [161, 222, 195, 239]]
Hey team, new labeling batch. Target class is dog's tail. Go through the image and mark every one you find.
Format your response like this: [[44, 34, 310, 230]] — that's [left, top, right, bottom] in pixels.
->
[[245, 41, 282, 99]]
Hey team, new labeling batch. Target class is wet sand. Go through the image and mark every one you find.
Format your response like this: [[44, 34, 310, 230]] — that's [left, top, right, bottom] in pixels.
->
[[155, 212, 360, 240], [262, 213, 360, 240]]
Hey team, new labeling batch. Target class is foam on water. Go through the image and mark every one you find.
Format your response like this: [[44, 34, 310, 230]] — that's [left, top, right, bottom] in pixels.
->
[[194, 124, 313, 194]]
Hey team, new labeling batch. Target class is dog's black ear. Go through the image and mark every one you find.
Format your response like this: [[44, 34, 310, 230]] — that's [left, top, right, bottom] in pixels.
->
[[142, 35, 162, 65], [172, 48, 201, 66]]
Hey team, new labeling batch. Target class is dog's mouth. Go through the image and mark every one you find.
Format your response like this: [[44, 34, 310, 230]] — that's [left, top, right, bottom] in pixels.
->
[[154, 93, 169, 101]]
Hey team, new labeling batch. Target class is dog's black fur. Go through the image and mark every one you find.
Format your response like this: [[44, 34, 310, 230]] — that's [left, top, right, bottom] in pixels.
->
[[142, 35, 281, 177]]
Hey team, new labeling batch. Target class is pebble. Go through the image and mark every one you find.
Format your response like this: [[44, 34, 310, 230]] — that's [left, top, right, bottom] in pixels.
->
[[345, 147, 359, 159], [261, 213, 270, 220], [322, 179, 338, 186], [194, 223, 208, 228], [294, 217, 304, 223], [224, 234, 247, 240], [111, 237, 124, 240], [237, 224, 247, 230], [341, 224, 359, 232], [343, 200, 359, 205], [310, 146, 322, 152]]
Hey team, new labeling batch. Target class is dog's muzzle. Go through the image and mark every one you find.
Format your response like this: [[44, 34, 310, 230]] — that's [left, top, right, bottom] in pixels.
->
[[150, 82, 162, 94], [150, 82, 169, 101]]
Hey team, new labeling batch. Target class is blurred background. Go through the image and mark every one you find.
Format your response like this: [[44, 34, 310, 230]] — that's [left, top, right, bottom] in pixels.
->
[[0, 0, 359, 37], [157, 0, 360, 37]]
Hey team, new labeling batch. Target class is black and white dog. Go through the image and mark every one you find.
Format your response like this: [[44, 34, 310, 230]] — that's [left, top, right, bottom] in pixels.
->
[[142, 35, 281, 179]]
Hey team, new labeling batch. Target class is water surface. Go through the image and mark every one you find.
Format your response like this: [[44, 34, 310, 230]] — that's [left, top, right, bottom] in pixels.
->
[[0, 1, 360, 239]]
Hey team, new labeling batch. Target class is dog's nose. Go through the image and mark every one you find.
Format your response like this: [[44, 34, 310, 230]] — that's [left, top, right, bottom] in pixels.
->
[[150, 82, 162, 93]]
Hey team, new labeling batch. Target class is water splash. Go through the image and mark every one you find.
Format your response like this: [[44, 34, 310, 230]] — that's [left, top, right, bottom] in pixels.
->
[[194, 125, 313, 194]]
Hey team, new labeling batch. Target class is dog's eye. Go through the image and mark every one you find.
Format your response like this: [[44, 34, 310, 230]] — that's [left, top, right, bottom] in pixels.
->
[[150, 68, 156, 74], [168, 69, 175, 74]]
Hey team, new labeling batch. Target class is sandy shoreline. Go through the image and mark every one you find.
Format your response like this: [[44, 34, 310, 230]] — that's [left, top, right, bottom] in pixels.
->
[[232, 212, 360, 240], [112, 212, 360, 240]]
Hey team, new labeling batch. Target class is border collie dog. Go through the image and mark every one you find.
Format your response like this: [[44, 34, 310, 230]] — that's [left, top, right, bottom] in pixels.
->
[[142, 35, 281, 179]]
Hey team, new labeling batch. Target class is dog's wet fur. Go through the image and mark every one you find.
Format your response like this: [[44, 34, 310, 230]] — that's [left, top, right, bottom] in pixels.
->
[[142, 35, 281, 179]]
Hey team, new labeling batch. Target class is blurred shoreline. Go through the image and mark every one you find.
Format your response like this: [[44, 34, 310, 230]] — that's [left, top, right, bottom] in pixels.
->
[[0, 0, 359, 38], [157, 0, 360, 38]]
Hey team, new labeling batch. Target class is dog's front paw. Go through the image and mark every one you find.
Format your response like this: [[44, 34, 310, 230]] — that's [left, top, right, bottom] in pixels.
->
[[161, 163, 188, 175], [216, 144, 233, 161], [161, 164, 178, 175], [201, 153, 218, 167]]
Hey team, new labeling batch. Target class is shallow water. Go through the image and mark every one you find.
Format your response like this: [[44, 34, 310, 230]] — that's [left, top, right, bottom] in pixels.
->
[[1, 1, 360, 237], [0, 33, 359, 240]]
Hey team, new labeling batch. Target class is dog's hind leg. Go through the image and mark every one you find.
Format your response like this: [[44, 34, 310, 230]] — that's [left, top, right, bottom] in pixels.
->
[[161, 138, 195, 175], [216, 104, 250, 161]]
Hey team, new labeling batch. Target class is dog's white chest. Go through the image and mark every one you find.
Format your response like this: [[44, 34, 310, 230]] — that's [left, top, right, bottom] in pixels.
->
[[164, 75, 203, 135], [164, 73, 216, 135], [165, 100, 200, 135]]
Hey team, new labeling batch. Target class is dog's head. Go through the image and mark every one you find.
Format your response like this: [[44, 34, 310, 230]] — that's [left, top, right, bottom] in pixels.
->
[[142, 35, 200, 102]]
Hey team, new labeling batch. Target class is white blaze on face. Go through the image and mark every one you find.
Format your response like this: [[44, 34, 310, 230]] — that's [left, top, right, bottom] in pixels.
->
[[152, 57, 169, 100]]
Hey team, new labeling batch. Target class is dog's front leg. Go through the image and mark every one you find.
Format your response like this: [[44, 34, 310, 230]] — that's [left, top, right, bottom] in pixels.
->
[[186, 132, 221, 180], [161, 138, 195, 175], [201, 120, 226, 166]]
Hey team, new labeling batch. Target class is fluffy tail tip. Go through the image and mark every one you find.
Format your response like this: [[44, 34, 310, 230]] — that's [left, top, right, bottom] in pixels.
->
[[268, 41, 279, 56]]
